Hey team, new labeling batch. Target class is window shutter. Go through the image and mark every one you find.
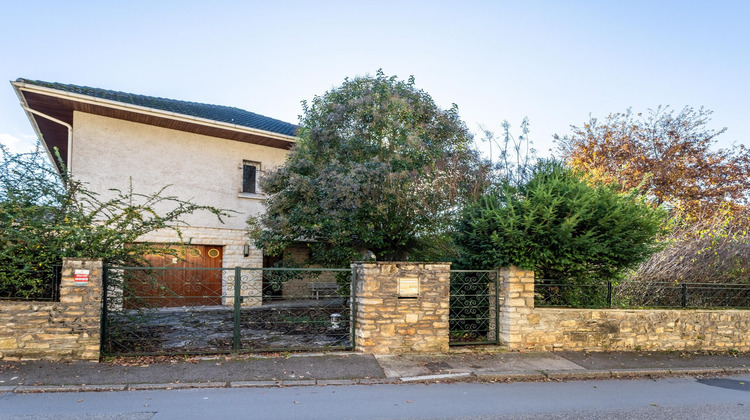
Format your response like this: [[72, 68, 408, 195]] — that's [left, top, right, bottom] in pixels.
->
[[242, 164, 256, 193]]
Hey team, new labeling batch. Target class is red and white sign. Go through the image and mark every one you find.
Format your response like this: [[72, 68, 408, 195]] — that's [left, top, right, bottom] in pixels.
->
[[74, 270, 90, 286]]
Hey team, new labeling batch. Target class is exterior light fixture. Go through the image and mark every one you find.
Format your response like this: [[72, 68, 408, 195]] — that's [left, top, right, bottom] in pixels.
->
[[243, 243, 250, 257], [330, 313, 342, 329]]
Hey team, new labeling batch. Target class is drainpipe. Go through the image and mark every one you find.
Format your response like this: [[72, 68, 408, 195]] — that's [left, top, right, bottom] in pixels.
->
[[20, 105, 73, 171]]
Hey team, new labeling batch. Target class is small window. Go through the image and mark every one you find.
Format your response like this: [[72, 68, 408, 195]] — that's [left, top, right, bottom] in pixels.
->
[[242, 162, 259, 194]]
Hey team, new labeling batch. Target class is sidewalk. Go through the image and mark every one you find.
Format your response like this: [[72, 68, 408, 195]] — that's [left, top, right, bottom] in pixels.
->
[[1, 350, 749, 393]]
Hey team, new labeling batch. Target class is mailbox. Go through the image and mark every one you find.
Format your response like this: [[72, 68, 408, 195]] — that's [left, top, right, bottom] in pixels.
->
[[398, 276, 419, 297]]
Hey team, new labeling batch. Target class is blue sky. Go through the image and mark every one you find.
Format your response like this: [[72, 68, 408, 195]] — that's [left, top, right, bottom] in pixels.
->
[[1, 0, 748, 159]]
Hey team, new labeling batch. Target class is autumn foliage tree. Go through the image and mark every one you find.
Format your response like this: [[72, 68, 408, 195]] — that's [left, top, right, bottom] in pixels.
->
[[555, 106, 750, 220], [556, 107, 750, 285]]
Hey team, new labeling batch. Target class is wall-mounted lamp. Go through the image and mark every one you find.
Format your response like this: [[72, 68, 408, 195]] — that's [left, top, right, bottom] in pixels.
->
[[243, 243, 250, 257]]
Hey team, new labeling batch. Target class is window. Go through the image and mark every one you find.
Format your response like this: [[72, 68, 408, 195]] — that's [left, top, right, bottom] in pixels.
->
[[242, 161, 259, 194]]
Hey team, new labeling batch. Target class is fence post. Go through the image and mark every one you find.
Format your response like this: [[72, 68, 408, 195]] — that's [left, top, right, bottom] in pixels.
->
[[100, 266, 109, 356], [607, 281, 612, 308], [681, 283, 688, 308], [232, 267, 242, 351], [494, 270, 501, 343], [350, 266, 357, 350]]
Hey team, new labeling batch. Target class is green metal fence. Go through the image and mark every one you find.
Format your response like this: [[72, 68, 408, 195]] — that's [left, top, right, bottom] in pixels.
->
[[449, 270, 500, 346], [535, 280, 750, 309], [101, 266, 354, 356]]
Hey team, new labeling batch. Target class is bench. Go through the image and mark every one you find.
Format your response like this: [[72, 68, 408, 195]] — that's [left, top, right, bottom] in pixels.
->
[[308, 282, 338, 299]]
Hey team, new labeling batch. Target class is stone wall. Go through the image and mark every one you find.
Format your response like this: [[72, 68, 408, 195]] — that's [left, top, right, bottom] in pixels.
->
[[353, 262, 450, 354], [523, 308, 750, 352], [0, 259, 103, 361], [500, 266, 750, 352], [499, 267, 535, 348]]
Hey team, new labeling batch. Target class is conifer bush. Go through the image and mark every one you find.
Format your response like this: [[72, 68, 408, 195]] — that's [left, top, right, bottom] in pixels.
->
[[456, 160, 667, 303]]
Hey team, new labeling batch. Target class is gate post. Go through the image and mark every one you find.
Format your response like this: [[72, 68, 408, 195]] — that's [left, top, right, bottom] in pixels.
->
[[487, 271, 500, 342], [352, 262, 450, 354], [498, 266, 535, 349], [232, 266, 242, 351]]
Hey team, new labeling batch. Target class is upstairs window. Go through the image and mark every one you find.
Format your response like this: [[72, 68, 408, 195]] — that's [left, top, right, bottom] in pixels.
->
[[242, 161, 259, 194]]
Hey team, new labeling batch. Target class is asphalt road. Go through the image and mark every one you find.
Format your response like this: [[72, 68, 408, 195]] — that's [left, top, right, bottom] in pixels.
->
[[1, 374, 748, 419]]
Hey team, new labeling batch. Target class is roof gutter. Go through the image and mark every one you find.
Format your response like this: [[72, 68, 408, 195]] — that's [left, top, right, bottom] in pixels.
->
[[12, 83, 72, 173]]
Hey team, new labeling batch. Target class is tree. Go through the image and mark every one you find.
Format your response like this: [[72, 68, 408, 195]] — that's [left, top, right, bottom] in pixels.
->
[[632, 207, 750, 285], [455, 160, 667, 282], [480, 117, 536, 187], [0, 144, 230, 299], [555, 106, 750, 220], [250, 70, 490, 266]]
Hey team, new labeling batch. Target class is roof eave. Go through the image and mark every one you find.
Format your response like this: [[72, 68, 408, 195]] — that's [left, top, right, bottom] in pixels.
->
[[11, 81, 64, 173], [11, 80, 299, 144]]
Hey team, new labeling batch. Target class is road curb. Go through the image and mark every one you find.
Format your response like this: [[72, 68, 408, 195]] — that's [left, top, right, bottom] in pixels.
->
[[476, 371, 548, 381], [231, 380, 283, 387], [400, 373, 473, 382], [3, 367, 749, 393], [127, 381, 228, 391]]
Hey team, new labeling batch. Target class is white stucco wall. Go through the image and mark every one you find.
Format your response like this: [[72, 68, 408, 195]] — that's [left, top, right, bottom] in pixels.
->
[[70, 112, 290, 231], [69, 112, 293, 305]]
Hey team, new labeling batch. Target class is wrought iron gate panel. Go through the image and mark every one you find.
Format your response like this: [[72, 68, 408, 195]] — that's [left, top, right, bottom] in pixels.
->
[[449, 270, 500, 346], [102, 266, 353, 356]]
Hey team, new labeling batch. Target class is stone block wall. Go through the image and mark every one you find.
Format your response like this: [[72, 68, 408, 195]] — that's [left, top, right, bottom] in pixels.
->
[[499, 267, 535, 348], [353, 262, 450, 354], [0, 259, 103, 361], [500, 266, 750, 352], [523, 308, 750, 351]]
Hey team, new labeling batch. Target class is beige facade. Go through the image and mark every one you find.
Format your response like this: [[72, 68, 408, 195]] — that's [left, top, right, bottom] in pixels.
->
[[71, 112, 289, 232], [67, 113, 292, 302]]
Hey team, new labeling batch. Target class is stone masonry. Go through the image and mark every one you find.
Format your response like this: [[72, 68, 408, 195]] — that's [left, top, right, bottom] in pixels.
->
[[353, 262, 450, 354], [500, 266, 750, 352], [498, 266, 535, 348], [0, 259, 102, 361]]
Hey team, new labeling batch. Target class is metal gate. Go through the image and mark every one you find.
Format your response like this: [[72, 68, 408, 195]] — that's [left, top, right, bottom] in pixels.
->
[[449, 270, 500, 346], [101, 266, 354, 356]]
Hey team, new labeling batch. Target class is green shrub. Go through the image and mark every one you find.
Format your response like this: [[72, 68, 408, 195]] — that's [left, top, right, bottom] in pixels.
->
[[0, 144, 230, 299], [455, 160, 667, 285]]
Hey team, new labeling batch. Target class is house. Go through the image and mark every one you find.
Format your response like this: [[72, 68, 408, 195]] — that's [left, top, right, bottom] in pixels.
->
[[12, 78, 301, 306]]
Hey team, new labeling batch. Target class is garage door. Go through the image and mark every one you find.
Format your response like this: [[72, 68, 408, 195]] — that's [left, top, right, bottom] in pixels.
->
[[124, 245, 224, 308]]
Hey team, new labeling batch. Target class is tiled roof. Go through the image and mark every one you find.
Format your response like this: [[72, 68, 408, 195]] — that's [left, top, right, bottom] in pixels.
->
[[16, 78, 298, 137]]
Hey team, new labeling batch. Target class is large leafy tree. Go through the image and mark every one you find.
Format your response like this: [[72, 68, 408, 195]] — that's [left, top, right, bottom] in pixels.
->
[[455, 160, 667, 282], [555, 106, 750, 219], [0, 144, 229, 299], [251, 70, 489, 265]]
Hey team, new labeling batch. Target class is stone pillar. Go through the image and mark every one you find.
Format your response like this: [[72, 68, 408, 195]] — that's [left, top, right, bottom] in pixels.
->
[[499, 266, 535, 349], [352, 262, 450, 354], [59, 258, 103, 360], [0, 259, 103, 361]]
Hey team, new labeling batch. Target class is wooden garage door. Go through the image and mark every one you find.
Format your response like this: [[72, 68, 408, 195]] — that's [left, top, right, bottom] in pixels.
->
[[125, 245, 223, 308]]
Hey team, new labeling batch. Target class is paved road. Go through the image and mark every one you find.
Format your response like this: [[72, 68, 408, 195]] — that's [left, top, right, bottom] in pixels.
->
[[2, 373, 749, 419]]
